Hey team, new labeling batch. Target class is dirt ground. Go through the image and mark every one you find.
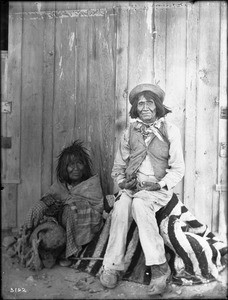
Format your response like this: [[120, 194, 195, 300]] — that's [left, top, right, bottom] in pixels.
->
[[1, 231, 228, 300]]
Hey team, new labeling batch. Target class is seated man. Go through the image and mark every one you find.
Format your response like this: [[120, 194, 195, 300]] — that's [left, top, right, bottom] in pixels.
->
[[100, 83, 185, 295], [20, 140, 104, 267]]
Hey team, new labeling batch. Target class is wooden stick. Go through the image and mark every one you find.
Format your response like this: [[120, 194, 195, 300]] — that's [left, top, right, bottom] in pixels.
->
[[70, 257, 104, 261]]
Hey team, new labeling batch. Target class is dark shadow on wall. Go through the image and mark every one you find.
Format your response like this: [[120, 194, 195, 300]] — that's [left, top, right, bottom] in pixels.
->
[[0, 0, 9, 50]]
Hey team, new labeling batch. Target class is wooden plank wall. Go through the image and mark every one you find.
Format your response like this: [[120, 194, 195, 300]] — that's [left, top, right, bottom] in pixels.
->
[[195, 2, 221, 229], [155, 2, 187, 200], [2, 1, 227, 236], [41, 2, 56, 195], [217, 2, 227, 239], [3, 3, 21, 184], [184, 2, 199, 215], [18, 1, 44, 226], [1, 1, 22, 228], [1, 51, 8, 181], [1, 51, 17, 228]]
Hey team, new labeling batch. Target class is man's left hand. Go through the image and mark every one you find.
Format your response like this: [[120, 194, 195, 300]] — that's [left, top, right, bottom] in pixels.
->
[[139, 181, 161, 191]]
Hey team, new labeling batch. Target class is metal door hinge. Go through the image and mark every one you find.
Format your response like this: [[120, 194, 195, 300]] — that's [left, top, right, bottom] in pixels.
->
[[219, 142, 227, 158], [1, 136, 12, 148], [1, 102, 12, 113], [220, 107, 227, 119], [215, 184, 227, 192]]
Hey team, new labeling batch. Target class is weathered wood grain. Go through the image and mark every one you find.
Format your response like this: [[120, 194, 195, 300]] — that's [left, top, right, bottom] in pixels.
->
[[85, 13, 116, 195], [195, 2, 220, 228], [128, 1, 154, 91], [1, 184, 17, 228], [217, 1, 227, 237], [52, 2, 78, 180], [184, 2, 199, 215], [5, 3, 22, 182], [41, 2, 56, 195], [1, 51, 8, 181], [154, 2, 167, 89], [74, 15, 89, 144], [114, 5, 129, 193], [17, 2, 44, 225], [165, 2, 187, 199]]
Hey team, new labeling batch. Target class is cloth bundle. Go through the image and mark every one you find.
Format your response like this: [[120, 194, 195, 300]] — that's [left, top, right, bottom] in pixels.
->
[[72, 193, 227, 286], [4, 218, 66, 270]]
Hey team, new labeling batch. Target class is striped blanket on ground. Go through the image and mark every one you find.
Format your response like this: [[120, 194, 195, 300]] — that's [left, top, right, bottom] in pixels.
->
[[72, 193, 227, 286]]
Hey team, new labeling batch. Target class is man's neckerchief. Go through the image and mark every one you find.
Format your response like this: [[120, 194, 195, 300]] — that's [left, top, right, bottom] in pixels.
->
[[134, 118, 165, 141]]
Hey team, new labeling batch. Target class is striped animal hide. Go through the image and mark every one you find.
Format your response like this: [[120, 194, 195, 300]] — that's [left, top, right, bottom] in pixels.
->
[[72, 193, 227, 286]]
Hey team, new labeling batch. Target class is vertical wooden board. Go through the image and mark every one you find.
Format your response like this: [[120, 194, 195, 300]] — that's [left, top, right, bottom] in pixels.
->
[[17, 2, 44, 226], [86, 14, 116, 195], [98, 13, 116, 195], [1, 51, 8, 181], [41, 2, 56, 195], [195, 2, 220, 229], [114, 6, 129, 193], [165, 2, 187, 200], [128, 1, 154, 92], [154, 2, 167, 89], [75, 16, 88, 144], [84, 17, 98, 171], [52, 2, 77, 180], [183, 2, 199, 214], [217, 1, 227, 237], [5, 4, 22, 182], [1, 184, 17, 229], [115, 6, 129, 140]]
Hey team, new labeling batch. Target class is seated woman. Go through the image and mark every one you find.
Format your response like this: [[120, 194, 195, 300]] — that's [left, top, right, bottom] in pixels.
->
[[21, 140, 104, 267]]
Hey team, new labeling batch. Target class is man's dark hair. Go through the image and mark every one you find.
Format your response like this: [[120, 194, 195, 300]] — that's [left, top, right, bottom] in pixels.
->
[[129, 90, 172, 119], [56, 140, 92, 185]]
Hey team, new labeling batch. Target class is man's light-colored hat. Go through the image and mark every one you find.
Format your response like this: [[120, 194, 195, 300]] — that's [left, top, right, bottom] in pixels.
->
[[129, 83, 165, 105]]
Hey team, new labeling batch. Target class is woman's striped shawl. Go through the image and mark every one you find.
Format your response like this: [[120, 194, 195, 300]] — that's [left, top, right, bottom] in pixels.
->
[[72, 193, 227, 286]]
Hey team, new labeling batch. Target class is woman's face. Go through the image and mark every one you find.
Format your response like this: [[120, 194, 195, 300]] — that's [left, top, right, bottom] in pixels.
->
[[67, 156, 85, 185], [137, 95, 157, 123]]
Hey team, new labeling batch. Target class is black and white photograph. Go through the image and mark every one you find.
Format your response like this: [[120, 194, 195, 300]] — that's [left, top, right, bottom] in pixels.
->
[[1, 1, 227, 299]]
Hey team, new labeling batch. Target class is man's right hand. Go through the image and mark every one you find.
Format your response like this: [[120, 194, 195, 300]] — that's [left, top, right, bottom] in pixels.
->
[[118, 177, 137, 190]]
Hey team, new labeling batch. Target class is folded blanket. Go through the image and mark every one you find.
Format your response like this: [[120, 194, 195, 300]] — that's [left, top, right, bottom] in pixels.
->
[[72, 193, 227, 286]]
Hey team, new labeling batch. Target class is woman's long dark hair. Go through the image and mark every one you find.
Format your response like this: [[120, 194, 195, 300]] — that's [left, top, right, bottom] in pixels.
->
[[129, 90, 172, 119], [56, 140, 92, 185]]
